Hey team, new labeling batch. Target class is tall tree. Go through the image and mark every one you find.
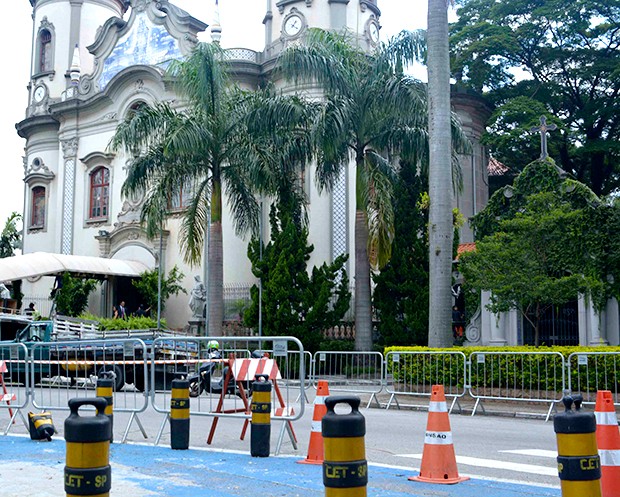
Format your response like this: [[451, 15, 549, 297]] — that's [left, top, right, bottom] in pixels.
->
[[451, 0, 620, 196], [0, 212, 22, 258], [280, 29, 469, 350], [110, 43, 260, 335], [427, 0, 455, 347]]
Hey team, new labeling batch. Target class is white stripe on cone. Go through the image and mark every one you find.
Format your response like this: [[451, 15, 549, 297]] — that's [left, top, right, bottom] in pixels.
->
[[428, 401, 448, 413], [424, 431, 453, 445], [311, 420, 322, 433], [595, 411, 619, 426], [600, 449, 620, 466], [314, 395, 326, 405]]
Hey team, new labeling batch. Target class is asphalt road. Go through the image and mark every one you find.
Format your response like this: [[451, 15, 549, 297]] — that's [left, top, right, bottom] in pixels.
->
[[3, 387, 562, 489]]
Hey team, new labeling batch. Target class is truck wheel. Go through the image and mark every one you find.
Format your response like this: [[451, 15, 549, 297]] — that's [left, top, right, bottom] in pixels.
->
[[98, 365, 125, 391], [133, 368, 146, 392]]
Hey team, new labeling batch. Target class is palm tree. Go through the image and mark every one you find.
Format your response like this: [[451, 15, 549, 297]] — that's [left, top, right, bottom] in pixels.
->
[[427, 0, 454, 347], [109, 43, 260, 335], [279, 29, 469, 350]]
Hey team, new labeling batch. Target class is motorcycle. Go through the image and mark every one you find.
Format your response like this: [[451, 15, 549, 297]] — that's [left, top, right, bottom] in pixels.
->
[[187, 349, 252, 398]]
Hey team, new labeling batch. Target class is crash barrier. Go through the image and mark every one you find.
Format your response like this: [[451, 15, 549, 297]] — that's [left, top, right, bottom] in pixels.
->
[[64, 397, 112, 497], [30, 338, 149, 443], [170, 377, 190, 450], [468, 350, 565, 421], [567, 352, 620, 407], [322, 395, 368, 496], [150, 336, 304, 454], [250, 374, 271, 457], [0, 344, 30, 434], [312, 351, 384, 408], [384, 351, 467, 413], [554, 395, 602, 497], [28, 411, 56, 441]]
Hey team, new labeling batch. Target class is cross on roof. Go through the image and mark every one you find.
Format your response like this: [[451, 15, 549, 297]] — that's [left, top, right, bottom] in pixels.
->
[[530, 115, 557, 160]]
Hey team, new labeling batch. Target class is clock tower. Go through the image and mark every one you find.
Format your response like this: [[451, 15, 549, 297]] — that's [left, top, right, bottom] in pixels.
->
[[263, 0, 381, 60]]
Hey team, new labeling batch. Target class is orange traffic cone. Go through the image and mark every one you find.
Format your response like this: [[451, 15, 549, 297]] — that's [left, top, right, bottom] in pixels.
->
[[409, 384, 469, 484], [297, 380, 330, 465], [595, 390, 620, 497]]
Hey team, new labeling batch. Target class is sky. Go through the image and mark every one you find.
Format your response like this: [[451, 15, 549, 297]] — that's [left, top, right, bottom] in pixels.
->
[[0, 0, 431, 233]]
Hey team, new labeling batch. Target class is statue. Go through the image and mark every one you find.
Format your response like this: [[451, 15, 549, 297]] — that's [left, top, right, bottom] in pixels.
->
[[188, 275, 206, 319]]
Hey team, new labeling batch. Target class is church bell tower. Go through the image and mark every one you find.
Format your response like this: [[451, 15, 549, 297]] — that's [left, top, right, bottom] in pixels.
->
[[263, 0, 381, 60]]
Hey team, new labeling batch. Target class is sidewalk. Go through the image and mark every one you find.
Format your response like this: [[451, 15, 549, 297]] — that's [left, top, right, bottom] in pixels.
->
[[0, 435, 561, 497]]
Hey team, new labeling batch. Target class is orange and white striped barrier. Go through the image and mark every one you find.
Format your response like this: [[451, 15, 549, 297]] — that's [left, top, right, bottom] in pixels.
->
[[232, 358, 282, 381], [298, 379, 329, 465], [595, 390, 620, 497], [409, 384, 469, 484]]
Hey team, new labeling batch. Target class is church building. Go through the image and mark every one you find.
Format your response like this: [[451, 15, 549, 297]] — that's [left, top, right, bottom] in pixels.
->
[[17, 0, 491, 334]]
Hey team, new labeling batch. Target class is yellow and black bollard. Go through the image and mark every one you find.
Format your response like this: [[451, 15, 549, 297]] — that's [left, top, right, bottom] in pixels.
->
[[322, 395, 368, 497], [554, 394, 602, 497], [28, 411, 56, 441], [170, 376, 190, 450], [64, 397, 112, 497], [96, 373, 114, 443], [251, 374, 271, 457]]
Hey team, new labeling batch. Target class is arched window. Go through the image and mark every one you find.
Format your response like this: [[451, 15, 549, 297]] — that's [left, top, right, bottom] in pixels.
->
[[89, 167, 109, 219], [39, 29, 52, 73], [31, 186, 46, 228]]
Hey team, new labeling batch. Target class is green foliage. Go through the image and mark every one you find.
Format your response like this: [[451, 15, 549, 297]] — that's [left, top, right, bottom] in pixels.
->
[[53, 272, 98, 317], [81, 313, 165, 331], [373, 162, 429, 346], [318, 338, 355, 352], [131, 265, 187, 313], [0, 212, 21, 258], [244, 203, 351, 353], [451, 0, 620, 195]]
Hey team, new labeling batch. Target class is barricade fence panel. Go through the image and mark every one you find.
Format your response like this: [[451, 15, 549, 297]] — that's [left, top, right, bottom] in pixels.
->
[[0, 343, 29, 410], [150, 336, 305, 422], [385, 351, 467, 399], [567, 352, 620, 405], [312, 351, 384, 394], [30, 338, 148, 414], [468, 351, 565, 402]]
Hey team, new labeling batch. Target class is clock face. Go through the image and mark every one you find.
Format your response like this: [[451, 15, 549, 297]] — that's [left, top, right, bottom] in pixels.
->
[[369, 22, 380, 43], [284, 14, 303, 36], [33, 85, 46, 103]]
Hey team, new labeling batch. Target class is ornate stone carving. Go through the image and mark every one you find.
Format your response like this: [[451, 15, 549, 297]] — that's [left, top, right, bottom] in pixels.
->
[[61, 138, 79, 159], [25, 157, 55, 185]]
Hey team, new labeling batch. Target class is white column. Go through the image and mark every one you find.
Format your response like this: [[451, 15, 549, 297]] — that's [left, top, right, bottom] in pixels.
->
[[606, 298, 619, 346]]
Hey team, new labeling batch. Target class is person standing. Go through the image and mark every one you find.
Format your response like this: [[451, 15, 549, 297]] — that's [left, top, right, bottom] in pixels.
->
[[118, 301, 127, 319]]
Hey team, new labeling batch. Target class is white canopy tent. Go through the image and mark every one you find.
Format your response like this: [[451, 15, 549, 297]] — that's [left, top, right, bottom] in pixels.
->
[[0, 252, 149, 281]]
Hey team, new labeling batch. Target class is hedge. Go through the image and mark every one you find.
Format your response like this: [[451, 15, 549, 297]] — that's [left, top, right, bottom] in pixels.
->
[[383, 346, 620, 394]]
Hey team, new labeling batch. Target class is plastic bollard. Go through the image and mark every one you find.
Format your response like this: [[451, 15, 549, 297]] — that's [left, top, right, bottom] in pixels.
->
[[251, 374, 271, 457], [170, 377, 190, 450], [64, 397, 112, 497], [96, 373, 114, 443], [554, 395, 602, 497], [322, 395, 368, 497]]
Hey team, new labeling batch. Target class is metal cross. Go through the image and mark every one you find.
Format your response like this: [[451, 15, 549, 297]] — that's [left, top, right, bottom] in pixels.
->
[[530, 115, 557, 160]]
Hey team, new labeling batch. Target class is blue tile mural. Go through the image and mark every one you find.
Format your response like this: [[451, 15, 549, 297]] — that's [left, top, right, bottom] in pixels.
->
[[99, 12, 182, 89]]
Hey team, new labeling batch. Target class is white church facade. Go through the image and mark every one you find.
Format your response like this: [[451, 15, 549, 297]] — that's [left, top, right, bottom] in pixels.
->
[[16, 0, 506, 339]]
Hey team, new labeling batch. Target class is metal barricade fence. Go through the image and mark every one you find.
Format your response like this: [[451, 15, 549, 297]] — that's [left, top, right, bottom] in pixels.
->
[[30, 338, 149, 442], [468, 350, 565, 421], [384, 350, 467, 413], [0, 343, 30, 434], [311, 351, 384, 408], [567, 351, 620, 406], [149, 336, 305, 452]]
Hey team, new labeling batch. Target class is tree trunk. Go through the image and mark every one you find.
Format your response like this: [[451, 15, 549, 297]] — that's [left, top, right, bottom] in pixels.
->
[[354, 209, 373, 351], [208, 220, 224, 337], [427, 0, 454, 347], [208, 178, 224, 337]]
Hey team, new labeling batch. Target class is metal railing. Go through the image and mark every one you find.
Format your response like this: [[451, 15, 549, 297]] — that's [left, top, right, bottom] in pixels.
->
[[567, 351, 620, 406], [468, 351, 566, 421], [0, 343, 30, 434], [312, 351, 384, 407], [385, 350, 467, 413]]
